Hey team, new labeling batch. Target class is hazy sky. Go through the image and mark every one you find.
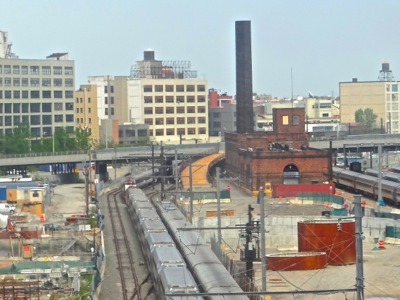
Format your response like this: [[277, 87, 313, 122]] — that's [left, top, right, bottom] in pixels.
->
[[1, 1, 399, 98]]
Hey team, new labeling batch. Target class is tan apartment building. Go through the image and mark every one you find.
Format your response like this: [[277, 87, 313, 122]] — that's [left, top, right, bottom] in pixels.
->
[[89, 50, 209, 144], [340, 80, 399, 133], [75, 84, 100, 143]]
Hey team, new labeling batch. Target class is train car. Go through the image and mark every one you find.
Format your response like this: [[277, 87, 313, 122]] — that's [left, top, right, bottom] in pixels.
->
[[159, 267, 200, 299], [147, 232, 175, 253], [126, 186, 202, 299], [156, 200, 248, 300], [332, 166, 400, 206]]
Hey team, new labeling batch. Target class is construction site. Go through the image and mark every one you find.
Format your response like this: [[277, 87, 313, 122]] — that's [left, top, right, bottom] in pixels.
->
[[0, 173, 100, 299]]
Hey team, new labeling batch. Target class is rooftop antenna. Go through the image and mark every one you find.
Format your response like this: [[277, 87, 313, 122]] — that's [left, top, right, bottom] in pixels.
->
[[291, 67, 294, 108]]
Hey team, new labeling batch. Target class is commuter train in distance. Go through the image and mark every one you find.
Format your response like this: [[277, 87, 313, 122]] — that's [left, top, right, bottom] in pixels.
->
[[332, 166, 400, 206]]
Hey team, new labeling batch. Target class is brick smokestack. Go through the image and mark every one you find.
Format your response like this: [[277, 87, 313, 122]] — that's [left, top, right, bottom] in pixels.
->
[[235, 20, 254, 133]]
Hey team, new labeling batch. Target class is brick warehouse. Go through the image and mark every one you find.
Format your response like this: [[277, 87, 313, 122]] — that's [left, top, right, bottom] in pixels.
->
[[225, 107, 331, 193]]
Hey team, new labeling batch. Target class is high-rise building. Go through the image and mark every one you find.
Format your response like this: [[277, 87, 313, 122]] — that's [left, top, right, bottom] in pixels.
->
[[0, 31, 75, 143]]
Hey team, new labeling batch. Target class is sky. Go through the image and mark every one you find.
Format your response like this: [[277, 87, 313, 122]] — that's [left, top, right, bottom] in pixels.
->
[[1, 0, 399, 98]]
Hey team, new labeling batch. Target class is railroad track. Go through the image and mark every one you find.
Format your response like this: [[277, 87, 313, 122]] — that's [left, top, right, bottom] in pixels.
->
[[107, 189, 145, 300]]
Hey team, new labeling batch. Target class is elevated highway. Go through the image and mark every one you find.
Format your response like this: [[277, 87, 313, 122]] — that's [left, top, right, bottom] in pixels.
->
[[0, 143, 221, 168]]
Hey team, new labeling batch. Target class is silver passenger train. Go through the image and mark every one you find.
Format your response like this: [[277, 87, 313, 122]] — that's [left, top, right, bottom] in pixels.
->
[[333, 166, 400, 206], [126, 186, 248, 300]]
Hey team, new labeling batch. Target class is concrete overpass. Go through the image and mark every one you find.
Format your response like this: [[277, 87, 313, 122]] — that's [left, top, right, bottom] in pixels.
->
[[0, 143, 221, 169], [309, 133, 400, 153]]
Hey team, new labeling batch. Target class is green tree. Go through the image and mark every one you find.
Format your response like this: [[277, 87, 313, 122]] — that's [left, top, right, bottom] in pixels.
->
[[75, 127, 95, 150], [5, 123, 31, 154], [355, 108, 377, 132]]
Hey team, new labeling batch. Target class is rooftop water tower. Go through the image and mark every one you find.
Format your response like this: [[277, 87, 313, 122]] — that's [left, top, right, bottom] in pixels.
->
[[379, 61, 394, 81]]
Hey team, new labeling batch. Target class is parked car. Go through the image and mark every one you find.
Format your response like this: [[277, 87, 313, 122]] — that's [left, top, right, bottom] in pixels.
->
[[0, 203, 15, 215]]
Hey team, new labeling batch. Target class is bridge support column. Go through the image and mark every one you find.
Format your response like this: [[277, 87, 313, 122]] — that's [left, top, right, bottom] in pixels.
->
[[96, 162, 109, 182]]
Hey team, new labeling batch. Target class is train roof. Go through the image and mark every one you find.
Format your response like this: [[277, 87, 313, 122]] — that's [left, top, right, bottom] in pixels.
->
[[159, 267, 198, 290], [0, 182, 42, 189]]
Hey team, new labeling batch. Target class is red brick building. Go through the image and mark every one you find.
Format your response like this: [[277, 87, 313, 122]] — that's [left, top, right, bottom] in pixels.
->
[[225, 107, 331, 193]]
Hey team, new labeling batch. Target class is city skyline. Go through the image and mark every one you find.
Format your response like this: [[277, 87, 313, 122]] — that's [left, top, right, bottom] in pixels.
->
[[2, 0, 399, 98]]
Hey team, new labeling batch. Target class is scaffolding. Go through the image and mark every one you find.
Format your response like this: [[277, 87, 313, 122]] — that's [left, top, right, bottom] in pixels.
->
[[130, 59, 197, 79]]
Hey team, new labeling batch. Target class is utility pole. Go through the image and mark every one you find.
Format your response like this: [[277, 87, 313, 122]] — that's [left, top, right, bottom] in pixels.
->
[[160, 142, 165, 201], [259, 188, 266, 291], [151, 143, 155, 190], [245, 204, 254, 280], [378, 144, 383, 206], [174, 149, 179, 192], [84, 168, 89, 216], [354, 194, 365, 300], [189, 159, 193, 223], [216, 167, 222, 246]]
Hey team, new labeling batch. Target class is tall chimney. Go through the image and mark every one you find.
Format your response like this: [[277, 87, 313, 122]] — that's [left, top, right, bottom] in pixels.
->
[[235, 20, 254, 133]]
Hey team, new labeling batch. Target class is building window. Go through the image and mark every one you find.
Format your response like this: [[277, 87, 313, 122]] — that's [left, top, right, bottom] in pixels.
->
[[42, 78, 51, 87], [54, 103, 62, 111], [155, 85, 163, 92], [105, 108, 108, 115], [155, 96, 163, 103], [166, 129, 174, 135], [177, 107, 184, 114], [199, 128, 206, 134], [198, 117, 206, 123], [54, 115, 63, 122], [197, 106, 206, 113], [21, 66, 28, 74], [144, 108, 153, 114], [188, 128, 196, 135], [65, 91, 73, 98], [177, 96, 184, 103], [187, 96, 195, 103], [165, 85, 174, 92], [53, 66, 62, 75], [111, 108, 114, 115], [13, 66, 20, 74], [30, 91, 40, 99], [176, 85, 184, 92], [177, 128, 185, 135], [292, 115, 300, 125], [54, 91, 63, 98], [42, 66, 51, 75], [111, 97, 114, 104], [177, 117, 185, 124], [22, 91, 29, 99], [197, 85, 205, 92], [42, 115, 52, 125], [13, 78, 20, 87], [187, 117, 195, 124], [42, 91, 51, 98], [65, 79, 73, 87], [30, 66, 39, 75], [155, 129, 164, 136], [30, 78, 40, 87], [166, 107, 174, 114], [187, 106, 195, 113], [155, 107, 164, 114], [166, 118, 174, 124], [197, 96, 205, 102], [65, 66, 73, 75], [54, 78, 63, 87], [21, 78, 28, 86], [105, 97, 108, 104], [4, 78, 11, 86], [13, 91, 20, 99], [65, 103, 74, 110], [166, 96, 174, 103], [282, 115, 289, 125], [155, 118, 164, 125], [4, 65, 11, 74], [5, 91, 11, 99], [144, 118, 153, 125], [186, 85, 195, 92], [143, 85, 152, 92], [144, 96, 153, 103]]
